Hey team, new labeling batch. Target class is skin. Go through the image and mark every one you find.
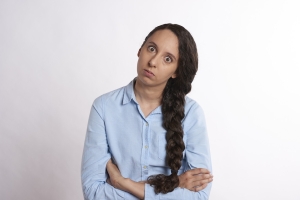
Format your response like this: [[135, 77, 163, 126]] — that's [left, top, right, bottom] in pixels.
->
[[135, 29, 179, 117], [106, 29, 213, 199]]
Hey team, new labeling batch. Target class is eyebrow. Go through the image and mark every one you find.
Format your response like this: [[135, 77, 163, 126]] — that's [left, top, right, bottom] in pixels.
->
[[148, 41, 177, 61]]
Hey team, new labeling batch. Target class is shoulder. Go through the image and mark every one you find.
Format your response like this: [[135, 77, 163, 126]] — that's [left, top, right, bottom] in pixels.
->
[[93, 79, 135, 107], [183, 96, 206, 126], [184, 96, 204, 115], [182, 96, 207, 135], [93, 85, 126, 108]]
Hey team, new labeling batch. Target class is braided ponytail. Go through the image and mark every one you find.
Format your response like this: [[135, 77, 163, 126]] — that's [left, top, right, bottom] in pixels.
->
[[143, 23, 198, 193]]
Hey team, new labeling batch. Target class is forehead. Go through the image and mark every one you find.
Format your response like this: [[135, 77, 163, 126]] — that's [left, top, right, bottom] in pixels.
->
[[146, 29, 179, 56]]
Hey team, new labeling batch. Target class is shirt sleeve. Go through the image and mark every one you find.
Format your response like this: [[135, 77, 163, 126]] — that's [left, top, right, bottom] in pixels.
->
[[144, 101, 212, 200], [81, 97, 126, 200]]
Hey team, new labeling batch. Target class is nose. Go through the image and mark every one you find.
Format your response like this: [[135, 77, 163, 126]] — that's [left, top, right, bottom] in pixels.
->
[[148, 55, 158, 68]]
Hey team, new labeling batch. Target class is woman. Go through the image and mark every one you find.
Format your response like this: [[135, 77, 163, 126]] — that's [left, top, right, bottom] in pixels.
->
[[81, 23, 213, 200]]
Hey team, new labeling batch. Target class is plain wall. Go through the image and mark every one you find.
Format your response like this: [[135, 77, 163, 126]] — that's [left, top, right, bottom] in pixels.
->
[[1, 0, 299, 199]]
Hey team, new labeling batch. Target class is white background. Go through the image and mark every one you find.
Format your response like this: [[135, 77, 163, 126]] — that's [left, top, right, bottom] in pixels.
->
[[1, 0, 300, 199]]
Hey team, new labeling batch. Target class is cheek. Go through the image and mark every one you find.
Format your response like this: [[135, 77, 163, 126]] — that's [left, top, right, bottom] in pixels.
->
[[167, 65, 177, 75], [137, 58, 143, 69], [159, 69, 176, 79], [137, 55, 146, 66]]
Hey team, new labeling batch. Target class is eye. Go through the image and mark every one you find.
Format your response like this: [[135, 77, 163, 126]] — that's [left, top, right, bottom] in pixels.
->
[[148, 46, 156, 52], [164, 56, 172, 63]]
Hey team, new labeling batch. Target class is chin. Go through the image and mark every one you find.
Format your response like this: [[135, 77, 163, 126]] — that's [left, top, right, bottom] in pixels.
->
[[136, 76, 154, 86]]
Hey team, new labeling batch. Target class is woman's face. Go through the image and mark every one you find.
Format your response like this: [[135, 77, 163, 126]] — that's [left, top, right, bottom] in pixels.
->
[[136, 29, 179, 89]]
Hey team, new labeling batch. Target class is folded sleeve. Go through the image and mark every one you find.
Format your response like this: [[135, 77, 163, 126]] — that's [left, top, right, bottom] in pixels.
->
[[81, 97, 126, 200], [144, 101, 212, 200]]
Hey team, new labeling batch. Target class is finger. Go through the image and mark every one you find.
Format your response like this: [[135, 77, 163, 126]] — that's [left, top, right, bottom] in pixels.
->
[[189, 168, 211, 175], [186, 186, 195, 192], [194, 183, 208, 192], [205, 177, 213, 183], [178, 170, 213, 190], [197, 173, 212, 179], [198, 168, 210, 174], [185, 179, 209, 191], [186, 173, 213, 183], [193, 178, 213, 187]]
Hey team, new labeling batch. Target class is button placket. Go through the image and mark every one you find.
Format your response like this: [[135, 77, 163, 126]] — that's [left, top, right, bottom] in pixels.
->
[[141, 120, 150, 178]]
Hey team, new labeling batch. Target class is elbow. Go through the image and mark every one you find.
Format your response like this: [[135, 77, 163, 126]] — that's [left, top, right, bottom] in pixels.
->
[[82, 181, 105, 200], [196, 183, 212, 200], [194, 192, 209, 200]]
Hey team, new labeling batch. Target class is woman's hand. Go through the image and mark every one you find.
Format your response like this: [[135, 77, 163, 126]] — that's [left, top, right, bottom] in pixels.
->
[[178, 168, 213, 192]]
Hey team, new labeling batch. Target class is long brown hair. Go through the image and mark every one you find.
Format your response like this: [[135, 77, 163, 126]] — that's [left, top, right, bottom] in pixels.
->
[[141, 23, 198, 194]]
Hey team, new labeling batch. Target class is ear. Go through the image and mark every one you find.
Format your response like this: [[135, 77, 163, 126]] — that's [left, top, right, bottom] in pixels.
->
[[171, 73, 177, 78], [137, 48, 141, 57]]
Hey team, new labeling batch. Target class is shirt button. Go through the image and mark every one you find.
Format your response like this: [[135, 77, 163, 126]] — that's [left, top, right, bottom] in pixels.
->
[[145, 145, 148, 149], [143, 166, 147, 169], [145, 123, 149, 126]]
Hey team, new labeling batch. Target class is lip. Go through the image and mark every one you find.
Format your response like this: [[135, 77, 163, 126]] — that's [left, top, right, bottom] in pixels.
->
[[144, 69, 155, 76]]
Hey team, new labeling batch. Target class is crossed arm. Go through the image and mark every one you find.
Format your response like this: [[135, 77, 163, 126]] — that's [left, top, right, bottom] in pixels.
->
[[106, 159, 213, 199], [82, 99, 213, 199]]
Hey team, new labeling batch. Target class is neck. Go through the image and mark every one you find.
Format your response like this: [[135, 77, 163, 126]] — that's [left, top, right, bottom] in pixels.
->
[[134, 79, 165, 105]]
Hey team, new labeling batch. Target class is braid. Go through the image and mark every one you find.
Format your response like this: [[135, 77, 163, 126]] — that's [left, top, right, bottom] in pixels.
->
[[144, 23, 198, 194], [147, 78, 191, 193]]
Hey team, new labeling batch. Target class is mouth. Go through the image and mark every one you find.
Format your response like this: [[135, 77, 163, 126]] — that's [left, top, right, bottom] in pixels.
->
[[144, 69, 154, 76]]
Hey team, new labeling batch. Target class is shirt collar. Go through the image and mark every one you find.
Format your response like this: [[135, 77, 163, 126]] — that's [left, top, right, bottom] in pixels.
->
[[122, 78, 162, 114], [151, 106, 162, 114], [122, 78, 137, 105]]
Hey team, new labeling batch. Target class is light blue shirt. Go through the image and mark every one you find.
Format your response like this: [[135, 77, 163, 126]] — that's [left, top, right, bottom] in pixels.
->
[[81, 79, 212, 200]]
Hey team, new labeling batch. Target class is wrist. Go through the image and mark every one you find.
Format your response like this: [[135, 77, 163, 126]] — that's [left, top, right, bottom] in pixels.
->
[[121, 178, 134, 192], [123, 179, 145, 199]]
